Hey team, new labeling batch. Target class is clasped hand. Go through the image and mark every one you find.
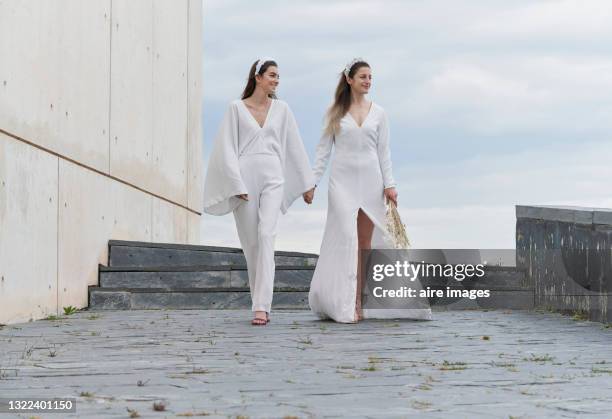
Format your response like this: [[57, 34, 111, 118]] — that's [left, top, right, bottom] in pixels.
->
[[303, 187, 315, 204], [238, 187, 397, 206]]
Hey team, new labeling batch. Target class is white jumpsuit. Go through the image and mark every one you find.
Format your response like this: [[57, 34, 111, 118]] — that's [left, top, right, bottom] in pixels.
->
[[308, 102, 432, 323], [203, 99, 315, 313]]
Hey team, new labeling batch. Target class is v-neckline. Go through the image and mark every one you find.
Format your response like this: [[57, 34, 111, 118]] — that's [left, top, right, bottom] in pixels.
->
[[241, 98, 274, 129], [347, 101, 373, 128]]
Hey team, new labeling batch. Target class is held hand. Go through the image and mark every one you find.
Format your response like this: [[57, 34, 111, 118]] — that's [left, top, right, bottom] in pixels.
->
[[384, 187, 398, 206], [236, 194, 249, 201], [303, 187, 315, 204]]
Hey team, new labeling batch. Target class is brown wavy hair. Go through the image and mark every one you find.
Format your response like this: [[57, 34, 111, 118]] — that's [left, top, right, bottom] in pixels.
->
[[324, 60, 370, 136], [241, 59, 278, 100]]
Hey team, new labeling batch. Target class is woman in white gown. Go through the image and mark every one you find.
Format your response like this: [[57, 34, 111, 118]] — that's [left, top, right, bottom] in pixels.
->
[[307, 58, 430, 323], [203, 58, 315, 325]]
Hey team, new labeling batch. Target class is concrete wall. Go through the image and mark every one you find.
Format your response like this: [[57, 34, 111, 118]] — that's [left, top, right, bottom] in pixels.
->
[[516, 205, 612, 322], [0, 0, 203, 324]]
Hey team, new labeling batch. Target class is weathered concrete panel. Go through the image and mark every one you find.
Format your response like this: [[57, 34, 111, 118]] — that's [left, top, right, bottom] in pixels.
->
[[152, 197, 188, 244], [187, 0, 203, 213], [516, 205, 595, 225], [109, 0, 155, 191], [187, 211, 201, 245], [517, 204, 612, 322], [0, 0, 203, 324], [0, 135, 58, 324], [58, 160, 154, 310], [58, 159, 112, 311], [0, 0, 111, 172], [151, 0, 189, 205], [110, 179, 153, 243]]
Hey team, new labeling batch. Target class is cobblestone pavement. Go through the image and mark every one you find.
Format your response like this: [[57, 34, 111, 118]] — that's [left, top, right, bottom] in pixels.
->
[[1, 309, 611, 418]]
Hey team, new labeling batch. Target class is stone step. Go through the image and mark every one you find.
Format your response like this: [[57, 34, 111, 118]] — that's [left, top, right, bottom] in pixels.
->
[[88, 288, 309, 310], [108, 240, 318, 268], [98, 265, 313, 290], [415, 266, 534, 310], [98, 265, 526, 292], [420, 265, 531, 290]]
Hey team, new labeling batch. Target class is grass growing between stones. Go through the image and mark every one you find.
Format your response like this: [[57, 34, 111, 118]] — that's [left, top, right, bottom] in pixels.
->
[[412, 400, 433, 410], [439, 360, 467, 371], [48, 344, 58, 357], [523, 353, 554, 363], [63, 306, 78, 315], [490, 361, 516, 368], [571, 310, 589, 321], [297, 336, 312, 345]]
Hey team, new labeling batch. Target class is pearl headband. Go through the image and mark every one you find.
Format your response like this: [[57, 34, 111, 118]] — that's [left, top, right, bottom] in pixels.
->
[[344, 57, 366, 77], [255, 57, 275, 75]]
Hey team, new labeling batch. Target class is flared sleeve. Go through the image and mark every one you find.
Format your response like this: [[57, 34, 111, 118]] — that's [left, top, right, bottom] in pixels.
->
[[312, 132, 333, 186], [280, 105, 316, 214], [202, 102, 248, 215], [377, 109, 396, 189]]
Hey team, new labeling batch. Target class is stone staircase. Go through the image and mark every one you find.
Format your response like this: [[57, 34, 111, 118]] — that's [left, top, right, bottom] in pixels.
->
[[88, 240, 317, 310], [89, 241, 534, 311]]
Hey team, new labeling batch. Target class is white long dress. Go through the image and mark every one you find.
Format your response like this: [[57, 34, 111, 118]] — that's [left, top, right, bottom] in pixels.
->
[[203, 99, 314, 312], [308, 102, 432, 323]]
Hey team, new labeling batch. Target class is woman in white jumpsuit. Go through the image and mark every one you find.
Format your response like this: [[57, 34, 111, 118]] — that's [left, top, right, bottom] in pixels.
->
[[203, 58, 315, 325], [307, 58, 431, 323]]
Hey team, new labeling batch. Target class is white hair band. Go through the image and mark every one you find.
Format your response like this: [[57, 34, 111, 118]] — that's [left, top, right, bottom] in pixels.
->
[[255, 57, 275, 75]]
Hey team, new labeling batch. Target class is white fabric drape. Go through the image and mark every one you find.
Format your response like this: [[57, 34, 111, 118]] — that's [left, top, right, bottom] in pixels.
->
[[203, 99, 315, 216], [309, 102, 432, 323]]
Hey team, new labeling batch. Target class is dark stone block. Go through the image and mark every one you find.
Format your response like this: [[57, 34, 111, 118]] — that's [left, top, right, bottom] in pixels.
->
[[89, 289, 131, 310], [127, 291, 309, 310], [109, 244, 318, 268], [100, 270, 231, 289]]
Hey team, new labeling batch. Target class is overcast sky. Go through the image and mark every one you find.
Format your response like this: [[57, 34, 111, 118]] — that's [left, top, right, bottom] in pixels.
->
[[201, 0, 612, 253]]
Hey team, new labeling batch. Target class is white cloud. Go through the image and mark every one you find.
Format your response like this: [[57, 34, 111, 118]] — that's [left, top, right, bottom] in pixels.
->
[[392, 54, 612, 135], [468, 0, 612, 41], [395, 140, 612, 208]]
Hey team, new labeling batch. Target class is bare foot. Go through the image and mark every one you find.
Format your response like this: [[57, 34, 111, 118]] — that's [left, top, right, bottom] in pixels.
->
[[355, 305, 363, 322]]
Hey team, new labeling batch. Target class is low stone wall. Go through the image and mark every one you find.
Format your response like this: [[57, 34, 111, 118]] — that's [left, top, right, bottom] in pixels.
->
[[516, 205, 612, 322]]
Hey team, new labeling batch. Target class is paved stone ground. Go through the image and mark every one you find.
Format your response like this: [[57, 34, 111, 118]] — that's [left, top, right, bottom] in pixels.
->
[[1, 309, 611, 418]]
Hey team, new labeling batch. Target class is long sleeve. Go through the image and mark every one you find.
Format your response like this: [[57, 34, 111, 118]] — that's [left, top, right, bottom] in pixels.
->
[[280, 105, 316, 214], [377, 110, 396, 189], [312, 132, 333, 186], [202, 103, 248, 215]]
